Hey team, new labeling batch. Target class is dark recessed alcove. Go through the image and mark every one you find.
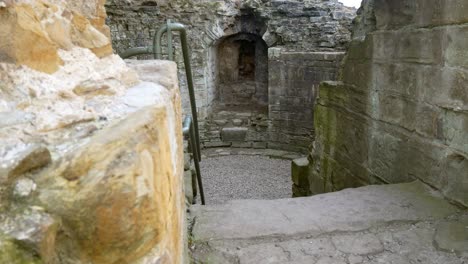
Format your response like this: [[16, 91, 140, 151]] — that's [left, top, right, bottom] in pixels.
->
[[216, 33, 268, 110]]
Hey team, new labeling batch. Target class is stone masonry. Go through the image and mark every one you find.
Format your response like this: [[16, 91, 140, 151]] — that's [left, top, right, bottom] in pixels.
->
[[297, 0, 468, 207], [105, 0, 356, 152], [0, 1, 186, 263], [191, 182, 468, 263]]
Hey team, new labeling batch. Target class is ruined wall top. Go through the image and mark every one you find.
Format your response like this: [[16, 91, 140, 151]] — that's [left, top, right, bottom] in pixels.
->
[[106, 0, 357, 53]]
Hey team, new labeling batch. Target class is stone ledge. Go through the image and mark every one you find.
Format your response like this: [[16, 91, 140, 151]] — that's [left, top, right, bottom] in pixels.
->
[[201, 148, 302, 161]]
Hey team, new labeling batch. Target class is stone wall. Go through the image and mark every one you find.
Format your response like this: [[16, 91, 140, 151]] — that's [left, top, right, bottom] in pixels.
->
[[269, 50, 345, 151], [0, 1, 186, 263], [105, 0, 356, 152], [217, 33, 268, 107], [301, 0, 468, 207]]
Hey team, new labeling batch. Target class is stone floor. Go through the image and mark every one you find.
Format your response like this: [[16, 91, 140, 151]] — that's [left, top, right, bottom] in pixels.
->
[[189, 182, 468, 264], [200, 148, 303, 205]]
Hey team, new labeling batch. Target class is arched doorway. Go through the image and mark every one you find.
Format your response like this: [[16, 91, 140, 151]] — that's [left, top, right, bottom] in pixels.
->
[[216, 33, 268, 110]]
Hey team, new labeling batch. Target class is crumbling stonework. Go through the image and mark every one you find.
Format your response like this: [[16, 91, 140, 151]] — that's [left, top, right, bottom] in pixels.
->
[[0, 0, 113, 73], [0, 1, 186, 263], [106, 0, 356, 152], [302, 0, 468, 207]]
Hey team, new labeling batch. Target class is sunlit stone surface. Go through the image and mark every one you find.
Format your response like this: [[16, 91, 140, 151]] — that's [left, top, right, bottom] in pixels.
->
[[0, 1, 185, 263]]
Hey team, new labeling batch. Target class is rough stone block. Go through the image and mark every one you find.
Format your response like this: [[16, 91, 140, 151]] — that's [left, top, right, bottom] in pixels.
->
[[252, 142, 268, 149], [203, 141, 232, 148], [445, 25, 468, 69], [221, 127, 248, 142], [0, 55, 185, 263], [232, 119, 243, 126], [372, 29, 444, 65], [291, 157, 310, 188], [0, 1, 113, 73], [232, 142, 253, 148]]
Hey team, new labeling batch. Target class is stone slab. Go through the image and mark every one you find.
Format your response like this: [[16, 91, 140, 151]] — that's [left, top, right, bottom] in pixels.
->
[[192, 182, 459, 241], [193, 219, 468, 264], [434, 218, 468, 255], [221, 127, 248, 142]]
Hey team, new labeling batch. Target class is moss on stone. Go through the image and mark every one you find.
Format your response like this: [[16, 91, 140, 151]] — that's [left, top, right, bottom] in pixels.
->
[[310, 81, 358, 194], [0, 234, 42, 264]]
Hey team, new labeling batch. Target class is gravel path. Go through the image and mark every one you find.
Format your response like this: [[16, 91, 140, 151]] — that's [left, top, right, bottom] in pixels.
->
[[200, 155, 292, 204]]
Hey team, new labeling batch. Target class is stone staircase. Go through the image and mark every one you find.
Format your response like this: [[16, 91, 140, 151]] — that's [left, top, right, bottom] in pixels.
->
[[189, 182, 468, 264]]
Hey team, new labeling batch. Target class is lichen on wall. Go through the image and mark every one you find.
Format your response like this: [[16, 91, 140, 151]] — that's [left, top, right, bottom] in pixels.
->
[[306, 0, 468, 207]]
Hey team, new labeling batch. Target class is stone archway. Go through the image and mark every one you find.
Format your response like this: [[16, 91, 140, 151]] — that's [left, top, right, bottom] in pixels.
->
[[216, 33, 268, 109]]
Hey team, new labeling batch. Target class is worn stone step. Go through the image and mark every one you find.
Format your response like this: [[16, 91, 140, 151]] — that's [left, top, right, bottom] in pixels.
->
[[190, 181, 467, 264]]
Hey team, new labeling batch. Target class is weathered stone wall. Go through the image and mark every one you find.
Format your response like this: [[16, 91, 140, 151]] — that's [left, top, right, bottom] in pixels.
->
[[0, 1, 186, 263], [105, 0, 356, 152], [269, 50, 345, 151], [0, 0, 113, 73], [303, 0, 468, 207], [217, 33, 268, 107]]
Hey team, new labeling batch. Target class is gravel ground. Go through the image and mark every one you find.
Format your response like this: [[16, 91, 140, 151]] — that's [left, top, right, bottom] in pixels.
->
[[200, 155, 292, 204]]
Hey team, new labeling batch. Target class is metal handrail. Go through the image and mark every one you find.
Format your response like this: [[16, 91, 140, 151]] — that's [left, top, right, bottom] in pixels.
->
[[182, 116, 205, 205], [119, 20, 205, 205], [154, 21, 201, 162]]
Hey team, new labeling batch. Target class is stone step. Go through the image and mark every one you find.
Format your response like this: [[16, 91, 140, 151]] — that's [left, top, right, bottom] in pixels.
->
[[190, 181, 467, 264]]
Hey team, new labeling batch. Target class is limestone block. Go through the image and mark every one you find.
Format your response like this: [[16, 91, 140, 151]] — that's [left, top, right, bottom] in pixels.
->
[[33, 82, 184, 263], [65, 0, 111, 39], [70, 12, 112, 58], [0, 0, 113, 74], [0, 3, 63, 73], [221, 127, 248, 142], [0, 42, 185, 263]]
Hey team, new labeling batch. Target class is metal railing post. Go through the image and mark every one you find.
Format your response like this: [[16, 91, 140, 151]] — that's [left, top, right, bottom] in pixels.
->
[[119, 20, 205, 204], [183, 117, 206, 205], [166, 20, 174, 61], [153, 22, 202, 162]]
